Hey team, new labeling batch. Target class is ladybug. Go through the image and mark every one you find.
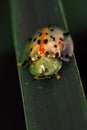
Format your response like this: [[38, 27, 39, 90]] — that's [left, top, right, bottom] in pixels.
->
[[27, 26, 73, 62], [18, 26, 74, 79]]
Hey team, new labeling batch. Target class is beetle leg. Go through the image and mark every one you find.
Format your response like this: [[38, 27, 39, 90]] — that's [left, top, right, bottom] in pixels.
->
[[34, 75, 39, 80], [33, 75, 51, 80], [17, 62, 24, 67], [55, 74, 61, 79]]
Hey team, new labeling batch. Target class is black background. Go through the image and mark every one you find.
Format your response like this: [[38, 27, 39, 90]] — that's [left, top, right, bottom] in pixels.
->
[[0, 0, 87, 130]]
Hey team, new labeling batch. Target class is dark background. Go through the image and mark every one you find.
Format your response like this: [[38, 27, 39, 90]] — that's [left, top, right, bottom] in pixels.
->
[[0, 0, 87, 130]]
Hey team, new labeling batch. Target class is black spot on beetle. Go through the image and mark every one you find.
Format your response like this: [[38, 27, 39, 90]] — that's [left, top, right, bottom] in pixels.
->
[[55, 52, 59, 58], [37, 39, 41, 44], [45, 51, 49, 57], [33, 38, 37, 41], [30, 47, 33, 52], [44, 39, 48, 44], [59, 37, 63, 41], [50, 35, 53, 38], [39, 33, 42, 36], [50, 29, 54, 31], [54, 44, 57, 48], [53, 37, 55, 41], [45, 33, 48, 35]]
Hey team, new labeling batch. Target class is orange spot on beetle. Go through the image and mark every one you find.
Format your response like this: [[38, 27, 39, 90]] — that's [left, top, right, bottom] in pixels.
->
[[39, 28, 48, 54], [58, 40, 62, 46]]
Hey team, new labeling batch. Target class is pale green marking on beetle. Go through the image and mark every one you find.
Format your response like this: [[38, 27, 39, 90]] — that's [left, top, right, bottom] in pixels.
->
[[29, 57, 62, 79]]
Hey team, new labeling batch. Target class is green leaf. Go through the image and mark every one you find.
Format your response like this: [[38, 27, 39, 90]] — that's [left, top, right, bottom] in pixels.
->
[[10, 0, 87, 130]]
